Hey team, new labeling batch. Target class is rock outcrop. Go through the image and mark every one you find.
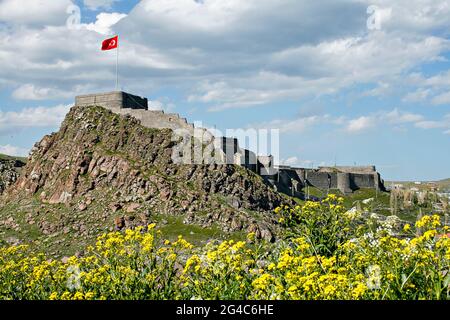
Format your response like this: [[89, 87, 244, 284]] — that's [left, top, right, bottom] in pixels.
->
[[2, 106, 293, 251], [0, 156, 26, 195]]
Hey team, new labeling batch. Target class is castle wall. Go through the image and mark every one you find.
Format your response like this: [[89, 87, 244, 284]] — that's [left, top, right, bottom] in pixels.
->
[[217, 137, 239, 165], [258, 155, 277, 177], [75, 91, 148, 110], [350, 173, 376, 189], [241, 148, 258, 172], [289, 167, 385, 194], [337, 173, 352, 194], [113, 109, 195, 132], [275, 168, 303, 196], [318, 166, 376, 174], [306, 172, 333, 190]]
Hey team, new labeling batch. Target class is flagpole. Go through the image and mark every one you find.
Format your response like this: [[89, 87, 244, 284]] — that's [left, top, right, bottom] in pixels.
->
[[116, 36, 119, 91]]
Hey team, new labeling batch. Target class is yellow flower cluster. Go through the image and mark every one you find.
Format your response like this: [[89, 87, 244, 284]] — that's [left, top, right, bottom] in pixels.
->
[[0, 201, 449, 301], [415, 215, 441, 229]]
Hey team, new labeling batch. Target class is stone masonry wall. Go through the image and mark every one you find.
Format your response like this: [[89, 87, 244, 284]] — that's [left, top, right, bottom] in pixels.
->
[[75, 91, 148, 110]]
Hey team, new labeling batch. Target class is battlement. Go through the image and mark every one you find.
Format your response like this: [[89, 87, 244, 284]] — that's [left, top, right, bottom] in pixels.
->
[[75, 91, 148, 110], [318, 166, 376, 174]]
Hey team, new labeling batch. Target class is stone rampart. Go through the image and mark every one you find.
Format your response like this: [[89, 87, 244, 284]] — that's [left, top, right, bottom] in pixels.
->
[[74, 91, 386, 196]]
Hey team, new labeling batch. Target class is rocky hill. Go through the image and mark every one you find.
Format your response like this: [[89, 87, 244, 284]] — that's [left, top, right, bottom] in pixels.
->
[[0, 106, 293, 256]]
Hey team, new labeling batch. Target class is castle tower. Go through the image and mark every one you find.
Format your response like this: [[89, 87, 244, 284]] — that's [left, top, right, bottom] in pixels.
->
[[337, 173, 352, 194], [75, 91, 148, 111]]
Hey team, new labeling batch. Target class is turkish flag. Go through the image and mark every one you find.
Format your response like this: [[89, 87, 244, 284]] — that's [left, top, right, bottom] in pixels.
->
[[101, 35, 118, 51]]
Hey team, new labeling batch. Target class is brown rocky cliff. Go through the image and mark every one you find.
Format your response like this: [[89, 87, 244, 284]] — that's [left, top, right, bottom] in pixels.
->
[[3, 106, 292, 242]]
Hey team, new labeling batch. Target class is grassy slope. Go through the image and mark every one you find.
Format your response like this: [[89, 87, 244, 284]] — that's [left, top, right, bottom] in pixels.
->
[[437, 178, 450, 190], [0, 153, 27, 163]]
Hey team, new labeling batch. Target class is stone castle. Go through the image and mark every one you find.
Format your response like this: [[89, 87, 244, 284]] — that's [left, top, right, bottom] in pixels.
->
[[75, 91, 386, 196]]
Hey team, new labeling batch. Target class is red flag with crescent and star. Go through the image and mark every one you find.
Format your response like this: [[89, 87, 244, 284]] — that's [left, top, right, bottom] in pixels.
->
[[101, 35, 118, 51]]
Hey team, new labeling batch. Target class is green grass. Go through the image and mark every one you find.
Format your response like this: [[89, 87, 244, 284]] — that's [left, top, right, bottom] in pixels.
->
[[0, 153, 27, 163], [155, 216, 245, 244]]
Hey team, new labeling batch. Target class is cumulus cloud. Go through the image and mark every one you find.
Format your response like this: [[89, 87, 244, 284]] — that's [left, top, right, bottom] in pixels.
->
[[346, 116, 375, 133], [12, 84, 74, 100], [0, 104, 71, 134], [148, 99, 176, 112], [345, 109, 449, 134], [255, 108, 442, 135], [0, 144, 28, 157], [253, 115, 331, 134], [431, 91, 450, 105], [345, 109, 428, 133], [0, 0, 73, 26], [414, 114, 450, 131], [1, 0, 450, 114], [280, 156, 315, 167], [85, 12, 127, 35], [251, 112, 349, 135], [402, 88, 431, 103], [384, 109, 424, 124]]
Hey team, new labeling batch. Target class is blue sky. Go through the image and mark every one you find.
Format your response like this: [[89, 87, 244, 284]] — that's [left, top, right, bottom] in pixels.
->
[[0, 0, 449, 181]]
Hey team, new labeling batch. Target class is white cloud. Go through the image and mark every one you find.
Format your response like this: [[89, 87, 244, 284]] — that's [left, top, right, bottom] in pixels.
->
[[281, 156, 300, 166], [1, 0, 450, 113], [346, 116, 375, 133], [280, 156, 314, 167], [0, 144, 28, 157], [12, 84, 73, 100], [254, 107, 434, 136], [424, 71, 450, 88], [363, 82, 392, 97], [254, 115, 329, 134], [254, 108, 431, 135], [85, 12, 127, 35], [84, 0, 119, 11], [0, 104, 71, 134], [344, 109, 426, 133], [367, 0, 450, 33], [384, 109, 424, 124], [186, 33, 449, 110], [402, 88, 431, 103], [432, 91, 450, 105], [414, 114, 450, 132], [0, 0, 73, 26], [414, 120, 445, 129], [402, 71, 450, 106], [148, 100, 176, 112]]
